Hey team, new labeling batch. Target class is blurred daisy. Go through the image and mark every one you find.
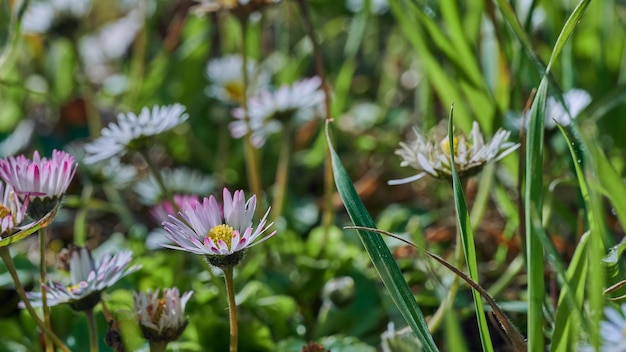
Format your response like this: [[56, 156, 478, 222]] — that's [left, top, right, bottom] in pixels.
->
[[134, 287, 193, 343], [0, 119, 35, 158], [389, 121, 518, 184], [78, 10, 142, 83], [22, 0, 91, 35], [66, 143, 137, 187], [229, 77, 324, 147], [0, 181, 27, 239], [206, 55, 270, 105], [84, 104, 189, 164], [346, 0, 389, 15], [145, 194, 202, 250], [23, 247, 141, 311], [544, 89, 592, 129], [0, 150, 77, 205], [162, 188, 275, 268], [134, 168, 214, 206], [193, 0, 277, 17], [597, 303, 626, 351]]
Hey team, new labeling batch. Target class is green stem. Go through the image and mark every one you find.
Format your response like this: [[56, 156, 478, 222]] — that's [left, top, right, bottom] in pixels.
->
[[224, 267, 238, 352], [427, 180, 469, 332], [39, 228, 53, 352], [85, 308, 99, 352], [149, 341, 168, 352], [270, 123, 293, 220], [138, 149, 181, 215], [0, 248, 71, 352], [74, 183, 94, 246], [102, 185, 136, 230], [295, 0, 334, 240], [238, 17, 263, 210]]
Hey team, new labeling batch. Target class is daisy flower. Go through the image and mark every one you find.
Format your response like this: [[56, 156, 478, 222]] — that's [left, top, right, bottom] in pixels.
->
[[0, 181, 27, 240], [206, 55, 270, 105], [22, 0, 91, 35], [134, 287, 193, 343], [598, 303, 626, 352], [162, 188, 276, 268], [229, 77, 324, 147], [193, 0, 277, 18], [145, 194, 202, 250], [389, 121, 518, 184], [0, 150, 77, 203], [66, 143, 137, 187], [84, 104, 189, 164], [23, 247, 141, 311], [134, 167, 214, 206], [544, 89, 592, 129]]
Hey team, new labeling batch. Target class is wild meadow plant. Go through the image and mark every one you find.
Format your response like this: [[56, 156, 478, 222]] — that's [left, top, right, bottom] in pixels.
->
[[1, 0, 626, 351]]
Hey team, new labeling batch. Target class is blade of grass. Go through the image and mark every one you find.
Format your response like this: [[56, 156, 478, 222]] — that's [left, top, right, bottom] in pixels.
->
[[447, 105, 494, 352], [346, 225, 527, 350], [324, 122, 439, 352]]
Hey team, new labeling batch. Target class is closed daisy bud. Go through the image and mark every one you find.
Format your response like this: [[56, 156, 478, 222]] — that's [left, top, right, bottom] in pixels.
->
[[134, 288, 193, 344]]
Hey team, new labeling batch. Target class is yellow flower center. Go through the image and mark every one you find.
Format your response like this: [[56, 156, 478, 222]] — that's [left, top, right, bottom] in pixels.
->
[[148, 298, 167, 323], [224, 81, 245, 103], [0, 204, 10, 218], [207, 224, 235, 250], [440, 136, 461, 156], [67, 283, 83, 293]]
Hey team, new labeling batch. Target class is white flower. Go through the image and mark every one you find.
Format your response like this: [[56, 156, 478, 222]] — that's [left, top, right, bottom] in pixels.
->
[[389, 121, 519, 184], [162, 188, 275, 267], [23, 247, 141, 311], [134, 287, 192, 343], [78, 10, 142, 83], [134, 168, 214, 205], [597, 304, 626, 351], [544, 89, 592, 129], [206, 55, 270, 104], [345, 0, 389, 15], [66, 143, 137, 187], [229, 77, 324, 147], [22, 0, 91, 34], [0, 120, 35, 158], [84, 104, 189, 164]]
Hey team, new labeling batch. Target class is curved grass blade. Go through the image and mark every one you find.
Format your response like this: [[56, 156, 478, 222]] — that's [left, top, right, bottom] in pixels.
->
[[346, 225, 527, 350], [324, 122, 439, 352], [447, 105, 494, 352]]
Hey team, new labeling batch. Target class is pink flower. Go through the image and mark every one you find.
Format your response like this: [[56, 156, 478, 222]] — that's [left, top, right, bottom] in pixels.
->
[[0, 150, 77, 200]]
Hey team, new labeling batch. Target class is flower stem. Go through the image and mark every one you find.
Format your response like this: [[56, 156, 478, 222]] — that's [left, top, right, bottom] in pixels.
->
[[149, 341, 169, 352], [138, 149, 181, 215], [74, 183, 94, 246], [270, 123, 293, 220], [238, 17, 263, 213], [85, 308, 99, 352], [223, 266, 238, 352], [296, 0, 334, 235], [39, 228, 53, 352], [0, 247, 71, 352]]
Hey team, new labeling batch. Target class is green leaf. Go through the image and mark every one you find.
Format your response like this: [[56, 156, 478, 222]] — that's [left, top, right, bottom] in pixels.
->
[[447, 105, 494, 352], [324, 123, 439, 352]]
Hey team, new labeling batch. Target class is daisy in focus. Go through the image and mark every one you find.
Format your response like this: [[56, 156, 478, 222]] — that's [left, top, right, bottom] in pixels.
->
[[134, 287, 193, 344], [24, 247, 141, 311], [206, 55, 270, 105], [389, 121, 519, 184], [162, 188, 275, 268], [84, 104, 189, 164], [145, 194, 201, 250], [230, 76, 324, 147]]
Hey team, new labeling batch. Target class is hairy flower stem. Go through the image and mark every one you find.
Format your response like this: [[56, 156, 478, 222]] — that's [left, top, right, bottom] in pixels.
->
[[295, 0, 334, 237], [270, 123, 293, 220], [85, 308, 99, 352], [0, 248, 71, 352], [39, 228, 53, 352], [238, 17, 263, 214], [74, 183, 94, 246], [224, 266, 238, 352]]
